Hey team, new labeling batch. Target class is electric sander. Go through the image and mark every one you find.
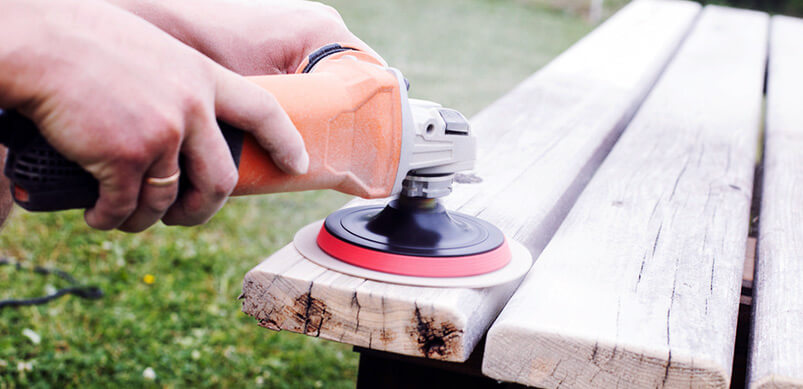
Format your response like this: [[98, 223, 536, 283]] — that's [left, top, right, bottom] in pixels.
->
[[0, 44, 531, 288]]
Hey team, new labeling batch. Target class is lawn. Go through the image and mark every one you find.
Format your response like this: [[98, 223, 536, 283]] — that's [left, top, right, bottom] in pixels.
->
[[0, 0, 593, 387]]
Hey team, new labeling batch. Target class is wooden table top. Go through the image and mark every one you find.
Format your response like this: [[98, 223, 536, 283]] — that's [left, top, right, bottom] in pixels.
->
[[241, 3, 803, 388]]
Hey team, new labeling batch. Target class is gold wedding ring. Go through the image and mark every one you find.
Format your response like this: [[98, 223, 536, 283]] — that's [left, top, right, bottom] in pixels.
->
[[145, 170, 180, 187]]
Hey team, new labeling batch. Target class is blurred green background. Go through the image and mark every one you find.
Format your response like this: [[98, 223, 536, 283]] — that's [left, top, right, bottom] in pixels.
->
[[0, 0, 606, 387]]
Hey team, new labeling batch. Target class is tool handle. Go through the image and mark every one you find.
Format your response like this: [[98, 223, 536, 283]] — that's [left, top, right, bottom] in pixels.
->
[[0, 109, 244, 211]]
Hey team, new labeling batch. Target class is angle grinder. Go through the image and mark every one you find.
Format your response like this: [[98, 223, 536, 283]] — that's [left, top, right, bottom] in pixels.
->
[[0, 44, 532, 288]]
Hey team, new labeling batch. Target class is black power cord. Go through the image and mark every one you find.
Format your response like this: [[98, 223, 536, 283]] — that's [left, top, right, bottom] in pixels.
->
[[0, 258, 103, 309]]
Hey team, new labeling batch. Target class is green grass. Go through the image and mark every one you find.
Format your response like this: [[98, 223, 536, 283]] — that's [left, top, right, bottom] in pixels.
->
[[0, 0, 593, 387], [329, 0, 594, 115]]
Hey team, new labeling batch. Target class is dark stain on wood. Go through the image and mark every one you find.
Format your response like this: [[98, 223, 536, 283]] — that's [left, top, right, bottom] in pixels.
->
[[241, 279, 333, 337], [410, 306, 462, 359], [293, 288, 331, 337]]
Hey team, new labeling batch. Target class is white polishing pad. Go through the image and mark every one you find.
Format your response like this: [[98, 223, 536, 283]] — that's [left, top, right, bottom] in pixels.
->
[[293, 220, 533, 288]]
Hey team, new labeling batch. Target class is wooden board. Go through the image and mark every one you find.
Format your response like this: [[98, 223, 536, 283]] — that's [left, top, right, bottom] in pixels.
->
[[748, 15, 803, 389], [482, 6, 767, 388], [240, 0, 701, 362]]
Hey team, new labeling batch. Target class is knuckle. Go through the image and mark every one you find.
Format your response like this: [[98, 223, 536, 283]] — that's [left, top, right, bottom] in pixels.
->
[[166, 168, 237, 227], [160, 122, 183, 149], [181, 92, 208, 118], [211, 169, 238, 200], [115, 150, 149, 171], [152, 110, 183, 134], [156, 113, 185, 144], [141, 113, 184, 156]]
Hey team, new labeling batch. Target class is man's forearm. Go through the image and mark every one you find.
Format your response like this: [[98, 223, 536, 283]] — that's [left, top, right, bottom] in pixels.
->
[[104, 0, 223, 62], [104, 1, 187, 39], [102, 0, 377, 76]]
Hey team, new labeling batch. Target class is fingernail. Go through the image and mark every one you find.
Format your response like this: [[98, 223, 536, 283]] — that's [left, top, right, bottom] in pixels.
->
[[293, 151, 310, 175]]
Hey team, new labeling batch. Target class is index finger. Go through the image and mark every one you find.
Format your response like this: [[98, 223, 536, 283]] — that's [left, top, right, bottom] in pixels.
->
[[214, 68, 309, 175]]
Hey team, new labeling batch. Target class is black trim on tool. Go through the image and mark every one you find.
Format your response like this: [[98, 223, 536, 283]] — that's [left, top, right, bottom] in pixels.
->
[[302, 43, 357, 73]]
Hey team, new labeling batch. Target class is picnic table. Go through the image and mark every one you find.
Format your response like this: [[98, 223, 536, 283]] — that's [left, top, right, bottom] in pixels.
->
[[240, 1, 803, 387]]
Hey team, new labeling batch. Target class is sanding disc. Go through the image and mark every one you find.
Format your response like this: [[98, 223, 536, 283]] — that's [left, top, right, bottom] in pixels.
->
[[293, 221, 533, 288]]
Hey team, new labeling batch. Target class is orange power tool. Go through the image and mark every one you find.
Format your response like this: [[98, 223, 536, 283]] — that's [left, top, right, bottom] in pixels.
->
[[0, 44, 475, 211], [0, 44, 533, 287]]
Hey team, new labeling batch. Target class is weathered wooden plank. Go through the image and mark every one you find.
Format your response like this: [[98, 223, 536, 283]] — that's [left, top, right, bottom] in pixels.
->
[[241, 0, 700, 362], [748, 15, 803, 389], [483, 6, 767, 388]]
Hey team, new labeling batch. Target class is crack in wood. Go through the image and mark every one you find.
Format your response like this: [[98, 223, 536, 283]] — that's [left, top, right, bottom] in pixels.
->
[[662, 256, 680, 386], [662, 349, 673, 387], [637, 254, 648, 290], [293, 284, 331, 336], [315, 306, 326, 337], [652, 222, 663, 257], [649, 199, 662, 221], [301, 284, 314, 334], [669, 158, 690, 201], [637, 221, 664, 291], [351, 292, 361, 332], [550, 358, 563, 377]]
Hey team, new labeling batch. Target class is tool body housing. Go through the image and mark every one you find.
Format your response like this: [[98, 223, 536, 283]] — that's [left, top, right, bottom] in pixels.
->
[[0, 45, 474, 211]]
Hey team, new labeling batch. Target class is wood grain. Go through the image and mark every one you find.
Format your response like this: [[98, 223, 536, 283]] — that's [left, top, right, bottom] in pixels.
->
[[748, 15, 803, 389], [482, 6, 767, 388], [241, 0, 700, 362]]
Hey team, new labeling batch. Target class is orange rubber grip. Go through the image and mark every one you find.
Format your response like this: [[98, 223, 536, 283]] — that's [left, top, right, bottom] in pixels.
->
[[232, 51, 404, 199]]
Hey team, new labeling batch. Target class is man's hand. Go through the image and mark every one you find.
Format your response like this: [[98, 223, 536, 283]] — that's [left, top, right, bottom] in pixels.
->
[[0, 0, 309, 232], [106, 0, 382, 76]]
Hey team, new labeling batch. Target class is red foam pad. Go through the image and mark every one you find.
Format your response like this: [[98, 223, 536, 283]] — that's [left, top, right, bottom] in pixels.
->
[[316, 226, 512, 278]]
